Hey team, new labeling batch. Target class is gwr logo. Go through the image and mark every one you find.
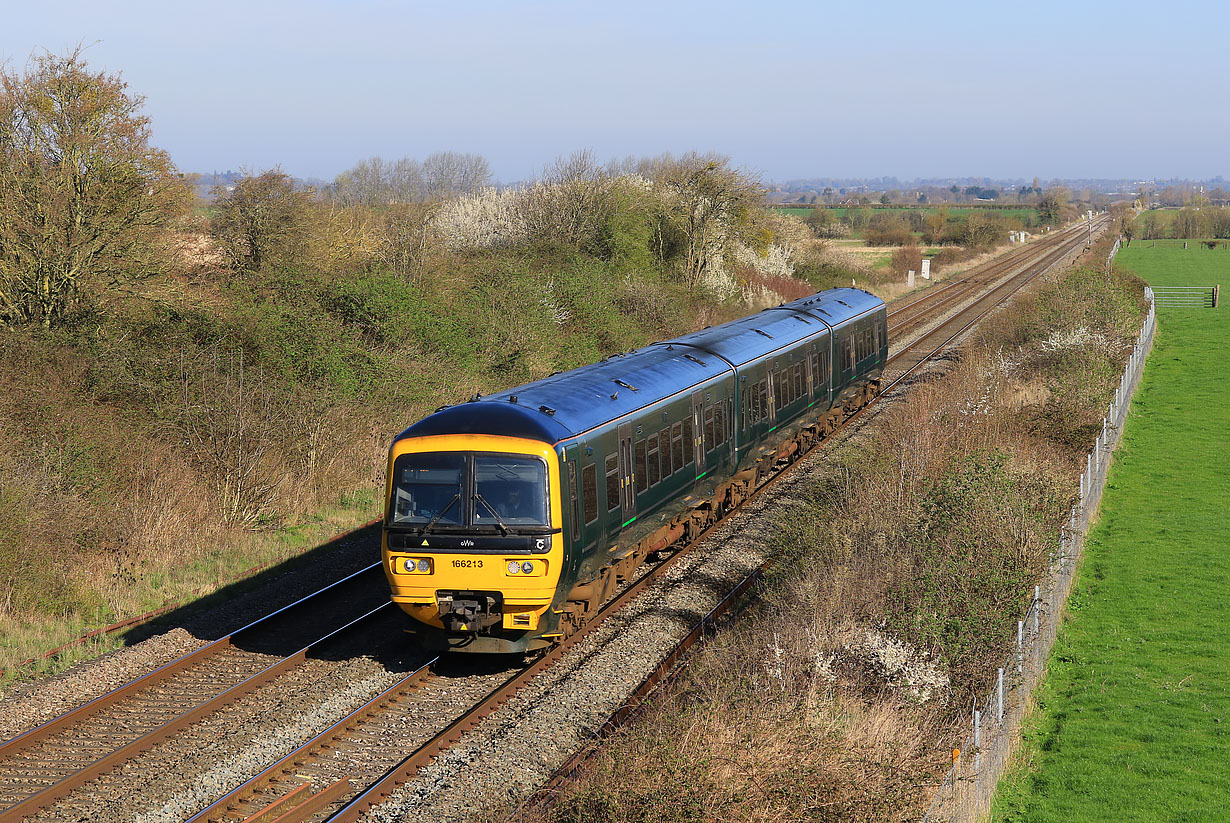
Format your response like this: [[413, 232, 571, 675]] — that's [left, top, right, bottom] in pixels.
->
[[460, 539, 475, 547]]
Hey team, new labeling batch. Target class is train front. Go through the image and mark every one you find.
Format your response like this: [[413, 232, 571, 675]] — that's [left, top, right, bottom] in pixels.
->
[[382, 424, 566, 654]]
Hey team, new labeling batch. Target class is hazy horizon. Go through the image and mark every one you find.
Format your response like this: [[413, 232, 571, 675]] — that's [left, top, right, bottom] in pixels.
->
[[5, 0, 1226, 184]]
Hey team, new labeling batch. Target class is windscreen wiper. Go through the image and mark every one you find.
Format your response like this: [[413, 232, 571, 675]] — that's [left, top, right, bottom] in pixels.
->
[[472, 491, 510, 536], [421, 493, 461, 533]]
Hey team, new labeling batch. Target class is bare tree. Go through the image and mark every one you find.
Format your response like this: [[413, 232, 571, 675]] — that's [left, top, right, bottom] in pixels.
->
[[1037, 187, 1069, 224], [375, 202, 437, 285], [0, 48, 187, 327], [179, 348, 288, 526], [210, 170, 315, 271], [421, 151, 491, 199]]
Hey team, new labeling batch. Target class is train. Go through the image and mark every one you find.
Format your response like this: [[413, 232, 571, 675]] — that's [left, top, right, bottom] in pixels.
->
[[381, 287, 888, 653]]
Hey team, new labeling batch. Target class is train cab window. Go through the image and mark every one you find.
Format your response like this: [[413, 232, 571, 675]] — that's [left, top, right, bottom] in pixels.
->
[[582, 463, 598, 524], [703, 406, 715, 452], [568, 461, 579, 541], [635, 439, 648, 494], [671, 423, 684, 470], [647, 433, 661, 486], [605, 453, 620, 512], [389, 452, 466, 526], [683, 417, 695, 465]]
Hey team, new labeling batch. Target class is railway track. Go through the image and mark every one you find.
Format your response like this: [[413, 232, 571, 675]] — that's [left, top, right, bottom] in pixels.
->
[[0, 218, 1107, 823], [886, 222, 1091, 339]]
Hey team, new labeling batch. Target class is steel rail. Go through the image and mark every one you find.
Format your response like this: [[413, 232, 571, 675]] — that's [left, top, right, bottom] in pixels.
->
[[509, 215, 1109, 821], [184, 657, 441, 823], [0, 565, 388, 821]]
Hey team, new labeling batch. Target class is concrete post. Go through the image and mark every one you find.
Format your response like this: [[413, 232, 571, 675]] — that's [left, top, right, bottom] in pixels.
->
[[908, 270, 915, 288], [997, 668, 1004, 721]]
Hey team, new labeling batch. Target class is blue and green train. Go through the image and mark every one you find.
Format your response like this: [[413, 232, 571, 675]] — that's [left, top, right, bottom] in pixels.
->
[[382, 288, 887, 652]]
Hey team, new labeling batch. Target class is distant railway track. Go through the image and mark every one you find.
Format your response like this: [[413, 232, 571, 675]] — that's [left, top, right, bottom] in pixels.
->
[[886, 222, 1091, 339], [0, 218, 1107, 823]]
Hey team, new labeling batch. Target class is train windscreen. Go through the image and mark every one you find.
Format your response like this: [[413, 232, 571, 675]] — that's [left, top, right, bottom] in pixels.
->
[[389, 452, 548, 530]]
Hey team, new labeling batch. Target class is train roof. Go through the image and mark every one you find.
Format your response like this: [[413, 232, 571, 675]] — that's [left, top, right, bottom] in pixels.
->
[[773, 287, 883, 323], [395, 288, 885, 446], [398, 344, 730, 444]]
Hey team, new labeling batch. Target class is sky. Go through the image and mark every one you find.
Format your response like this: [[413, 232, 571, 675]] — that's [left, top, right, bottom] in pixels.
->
[[3, 0, 1226, 184]]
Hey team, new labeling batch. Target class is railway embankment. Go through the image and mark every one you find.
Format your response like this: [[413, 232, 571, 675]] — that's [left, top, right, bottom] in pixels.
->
[[991, 243, 1229, 821], [522, 233, 1147, 823]]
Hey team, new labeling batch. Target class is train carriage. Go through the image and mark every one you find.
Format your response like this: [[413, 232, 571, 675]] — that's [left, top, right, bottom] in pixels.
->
[[383, 288, 887, 653]]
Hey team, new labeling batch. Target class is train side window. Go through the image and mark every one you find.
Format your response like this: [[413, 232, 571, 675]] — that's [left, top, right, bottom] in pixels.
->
[[647, 433, 661, 487], [820, 348, 830, 384], [659, 426, 672, 476], [605, 453, 620, 512], [774, 371, 784, 410], [703, 406, 715, 452], [671, 422, 684, 469], [875, 320, 884, 351], [582, 463, 597, 524], [714, 404, 725, 445], [635, 439, 648, 494], [757, 381, 768, 419], [794, 362, 804, 400], [683, 416, 694, 464], [568, 461, 580, 542]]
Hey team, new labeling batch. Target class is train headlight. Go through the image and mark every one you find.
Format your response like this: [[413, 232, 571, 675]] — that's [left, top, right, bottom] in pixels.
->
[[521, 561, 534, 575], [402, 558, 432, 574], [507, 561, 521, 574]]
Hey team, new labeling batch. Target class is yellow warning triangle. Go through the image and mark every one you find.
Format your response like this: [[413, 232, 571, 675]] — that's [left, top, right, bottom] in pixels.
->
[[421, 539, 430, 547]]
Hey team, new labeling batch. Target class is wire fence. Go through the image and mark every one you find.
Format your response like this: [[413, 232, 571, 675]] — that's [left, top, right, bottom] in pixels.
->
[[920, 285, 1157, 822]]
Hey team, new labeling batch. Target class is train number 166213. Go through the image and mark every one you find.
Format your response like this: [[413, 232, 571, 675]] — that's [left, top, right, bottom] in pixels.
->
[[451, 559, 483, 568]]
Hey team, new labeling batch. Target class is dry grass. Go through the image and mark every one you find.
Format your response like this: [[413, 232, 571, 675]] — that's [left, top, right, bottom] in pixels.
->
[[530, 237, 1146, 823]]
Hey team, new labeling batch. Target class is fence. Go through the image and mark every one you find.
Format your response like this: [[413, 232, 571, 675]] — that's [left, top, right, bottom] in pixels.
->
[[921, 287, 1157, 822], [1151, 285, 1219, 308]]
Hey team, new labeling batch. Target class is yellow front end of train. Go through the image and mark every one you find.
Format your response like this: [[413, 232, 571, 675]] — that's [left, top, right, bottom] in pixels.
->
[[382, 433, 565, 652]]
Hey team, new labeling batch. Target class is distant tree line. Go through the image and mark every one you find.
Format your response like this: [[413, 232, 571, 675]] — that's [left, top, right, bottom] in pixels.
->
[[1133, 207, 1230, 240]]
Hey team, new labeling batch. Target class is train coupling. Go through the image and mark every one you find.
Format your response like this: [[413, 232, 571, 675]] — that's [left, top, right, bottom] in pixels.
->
[[437, 590, 503, 632]]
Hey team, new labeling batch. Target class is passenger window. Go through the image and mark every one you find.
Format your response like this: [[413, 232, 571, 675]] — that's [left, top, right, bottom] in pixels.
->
[[714, 404, 725, 445], [671, 423, 684, 470], [635, 439, 647, 494], [794, 363, 804, 400], [582, 463, 597, 524], [647, 433, 661, 487], [683, 416, 694, 464], [659, 427, 672, 476], [703, 406, 715, 452], [605, 453, 620, 512], [758, 381, 768, 419]]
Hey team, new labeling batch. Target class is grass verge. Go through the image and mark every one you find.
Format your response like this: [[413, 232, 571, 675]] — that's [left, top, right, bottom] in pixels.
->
[[992, 243, 1230, 820]]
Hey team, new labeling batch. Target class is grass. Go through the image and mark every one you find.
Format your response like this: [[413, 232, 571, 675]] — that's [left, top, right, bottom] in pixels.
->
[[528, 238, 1145, 823], [992, 243, 1230, 820]]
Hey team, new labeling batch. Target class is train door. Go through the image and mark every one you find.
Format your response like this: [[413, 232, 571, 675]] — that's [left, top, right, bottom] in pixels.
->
[[617, 423, 636, 517], [691, 391, 706, 476], [563, 444, 584, 574], [766, 367, 778, 425], [806, 350, 816, 403]]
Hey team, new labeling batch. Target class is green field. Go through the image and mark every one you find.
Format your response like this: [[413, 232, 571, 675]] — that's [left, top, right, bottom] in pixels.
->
[[992, 244, 1230, 820], [773, 205, 1038, 221]]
